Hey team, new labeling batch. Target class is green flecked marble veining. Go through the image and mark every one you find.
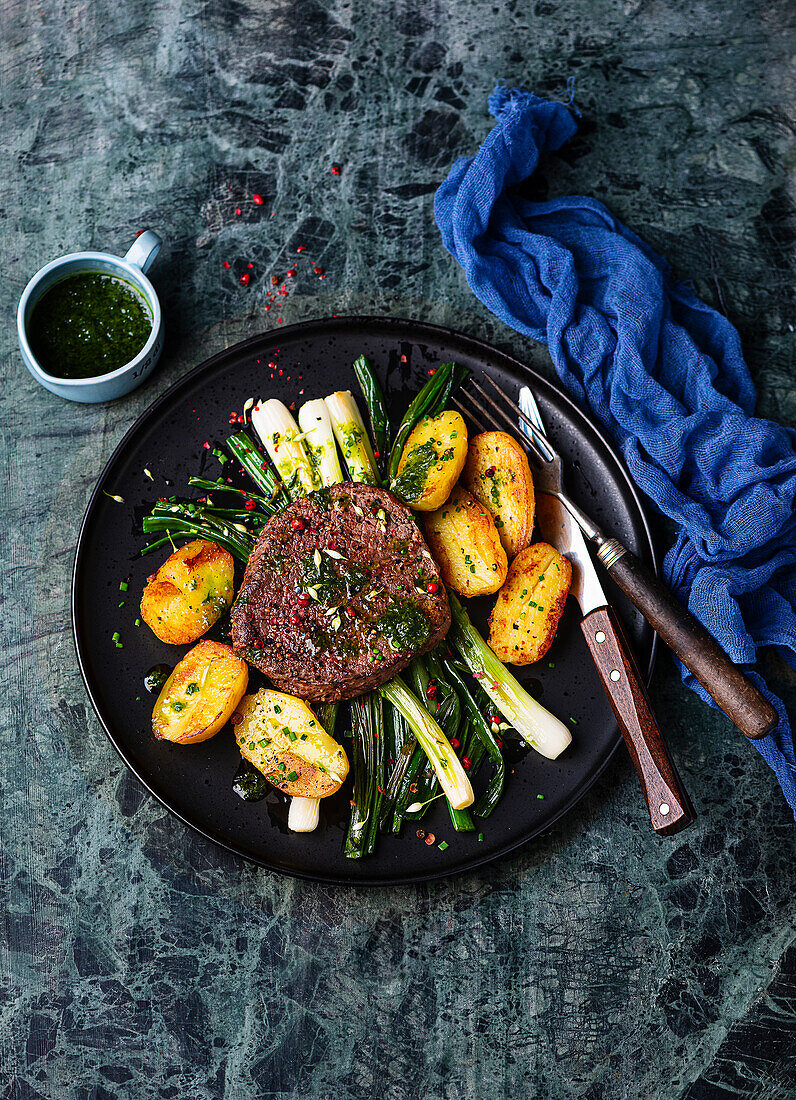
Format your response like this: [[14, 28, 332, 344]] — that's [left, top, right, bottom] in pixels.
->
[[1, 1, 794, 1098]]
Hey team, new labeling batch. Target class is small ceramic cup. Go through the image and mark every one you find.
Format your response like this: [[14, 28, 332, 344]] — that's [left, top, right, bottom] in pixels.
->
[[17, 230, 164, 403]]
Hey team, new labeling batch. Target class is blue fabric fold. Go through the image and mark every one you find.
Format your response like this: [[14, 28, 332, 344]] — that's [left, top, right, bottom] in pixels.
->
[[435, 85, 796, 816]]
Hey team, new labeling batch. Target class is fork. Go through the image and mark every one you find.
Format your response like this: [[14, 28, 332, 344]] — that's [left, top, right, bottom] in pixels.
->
[[453, 375, 778, 742]]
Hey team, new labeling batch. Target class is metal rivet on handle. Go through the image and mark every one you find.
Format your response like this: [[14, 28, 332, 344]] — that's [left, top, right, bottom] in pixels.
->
[[610, 669, 621, 682], [595, 631, 606, 643], [660, 803, 670, 816]]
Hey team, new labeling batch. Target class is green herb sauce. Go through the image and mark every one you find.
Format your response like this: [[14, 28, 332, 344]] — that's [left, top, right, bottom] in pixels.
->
[[389, 439, 438, 502], [297, 551, 370, 605], [29, 273, 152, 379], [375, 599, 431, 652], [310, 486, 334, 511], [143, 664, 172, 694], [232, 761, 271, 802]]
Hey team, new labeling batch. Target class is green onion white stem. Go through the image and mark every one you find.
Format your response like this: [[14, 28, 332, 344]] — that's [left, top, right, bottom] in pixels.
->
[[287, 796, 321, 832], [378, 676, 474, 810], [298, 399, 345, 487], [324, 390, 379, 485], [448, 592, 571, 760], [251, 399, 319, 499]]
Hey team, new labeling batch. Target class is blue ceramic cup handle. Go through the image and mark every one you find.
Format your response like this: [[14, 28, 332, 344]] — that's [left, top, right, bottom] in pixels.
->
[[124, 230, 162, 274]]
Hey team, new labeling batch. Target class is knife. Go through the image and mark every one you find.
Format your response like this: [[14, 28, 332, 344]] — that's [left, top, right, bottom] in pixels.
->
[[520, 389, 696, 835]]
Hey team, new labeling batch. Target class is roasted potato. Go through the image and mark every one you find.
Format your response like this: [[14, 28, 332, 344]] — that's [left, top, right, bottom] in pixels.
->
[[462, 431, 535, 559], [392, 410, 468, 511], [233, 689, 349, 799], [423, 486, 508, 597], [152, 640, 249, 744], [488, 542, 572, 665], [140, 539, 235, 644]]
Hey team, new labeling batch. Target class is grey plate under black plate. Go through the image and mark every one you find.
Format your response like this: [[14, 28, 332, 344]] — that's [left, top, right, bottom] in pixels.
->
[[72, 316, 657, 885]]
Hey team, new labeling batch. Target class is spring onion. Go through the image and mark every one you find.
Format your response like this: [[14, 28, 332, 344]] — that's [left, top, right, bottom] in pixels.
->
[[378, 676, 473, 810], [324, 390, 380, 485], [345, 694, 380, 858], [440, 655, 505, 818], [353, 355, 390, 471], [225, 431, 288, 506], [287, 797, 320, 832], [188, 474, 282, 514], [142, 501, 256, 561], [298, 399, 345, 487], [447, 592, 571, 760], [251, 399, 319, 499], [379, 713, 419, 833]]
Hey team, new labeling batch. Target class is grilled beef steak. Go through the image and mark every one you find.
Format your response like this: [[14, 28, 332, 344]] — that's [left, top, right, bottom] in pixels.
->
[[231, 483, 450, 701]]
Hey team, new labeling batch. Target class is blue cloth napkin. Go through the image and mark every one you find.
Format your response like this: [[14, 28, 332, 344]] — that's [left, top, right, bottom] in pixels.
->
[[435, 85, 796, 816]]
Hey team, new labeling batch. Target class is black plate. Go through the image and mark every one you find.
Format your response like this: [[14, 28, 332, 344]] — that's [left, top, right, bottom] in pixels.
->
[[72, 317, 657, 885]]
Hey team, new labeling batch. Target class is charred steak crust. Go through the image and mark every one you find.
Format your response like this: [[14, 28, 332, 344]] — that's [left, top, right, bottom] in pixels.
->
[[230, 484, 450, 701]]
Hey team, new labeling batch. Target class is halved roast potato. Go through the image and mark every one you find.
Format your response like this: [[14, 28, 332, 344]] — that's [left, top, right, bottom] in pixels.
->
[[488, 542, 571, 665], [422, 485, 508, 597], [391, 410, 468, 511], [152, 640, 249, 744], [233, 689, 349, 799], [462, 431, 535, 560], [140, 539, 234, 644]]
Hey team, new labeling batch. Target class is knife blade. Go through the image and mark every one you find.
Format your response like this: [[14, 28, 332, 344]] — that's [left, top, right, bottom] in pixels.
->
[[520, 388, 695, 835]]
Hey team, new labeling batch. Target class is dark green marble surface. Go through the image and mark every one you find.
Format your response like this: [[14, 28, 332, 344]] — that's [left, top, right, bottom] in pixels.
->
[[2, 1, 794, 1097]]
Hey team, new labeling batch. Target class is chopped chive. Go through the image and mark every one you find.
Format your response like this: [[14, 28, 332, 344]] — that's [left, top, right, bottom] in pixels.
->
[[286, 771, 299, 782], [569, 716, 578, 725], [288, 730, 297, 742], [548, 661, 555, 668], [118, 602, 125, 608], [477, 832, 484, 842], [119, 580, 129, 592], [135, 618, 141, 626], [111, 631, 120, 643], [438, 840, 449, 851], [537, 793, 545, 799]]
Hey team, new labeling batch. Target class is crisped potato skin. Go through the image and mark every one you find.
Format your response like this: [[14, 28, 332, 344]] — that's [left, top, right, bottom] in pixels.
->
[[462, 431, 535, 559], [423, 486, 508, 597], [234, 688, 349, 799], [488, 543, 572, 665], [140, 539, 235, 644], [152, 640, 248, 744], [393, 410, 468, 511]]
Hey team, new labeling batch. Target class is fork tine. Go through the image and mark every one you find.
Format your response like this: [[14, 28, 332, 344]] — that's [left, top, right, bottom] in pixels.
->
[[467, 380, 551, 465], [450, 396, 488, 434], [457, 388, 547, 469], [478, 376, 557, 462]]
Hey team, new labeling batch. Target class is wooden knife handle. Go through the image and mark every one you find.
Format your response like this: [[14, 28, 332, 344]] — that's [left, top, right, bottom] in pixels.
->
[[581, 606, 695, 835], [598, 544, 777, 741]]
